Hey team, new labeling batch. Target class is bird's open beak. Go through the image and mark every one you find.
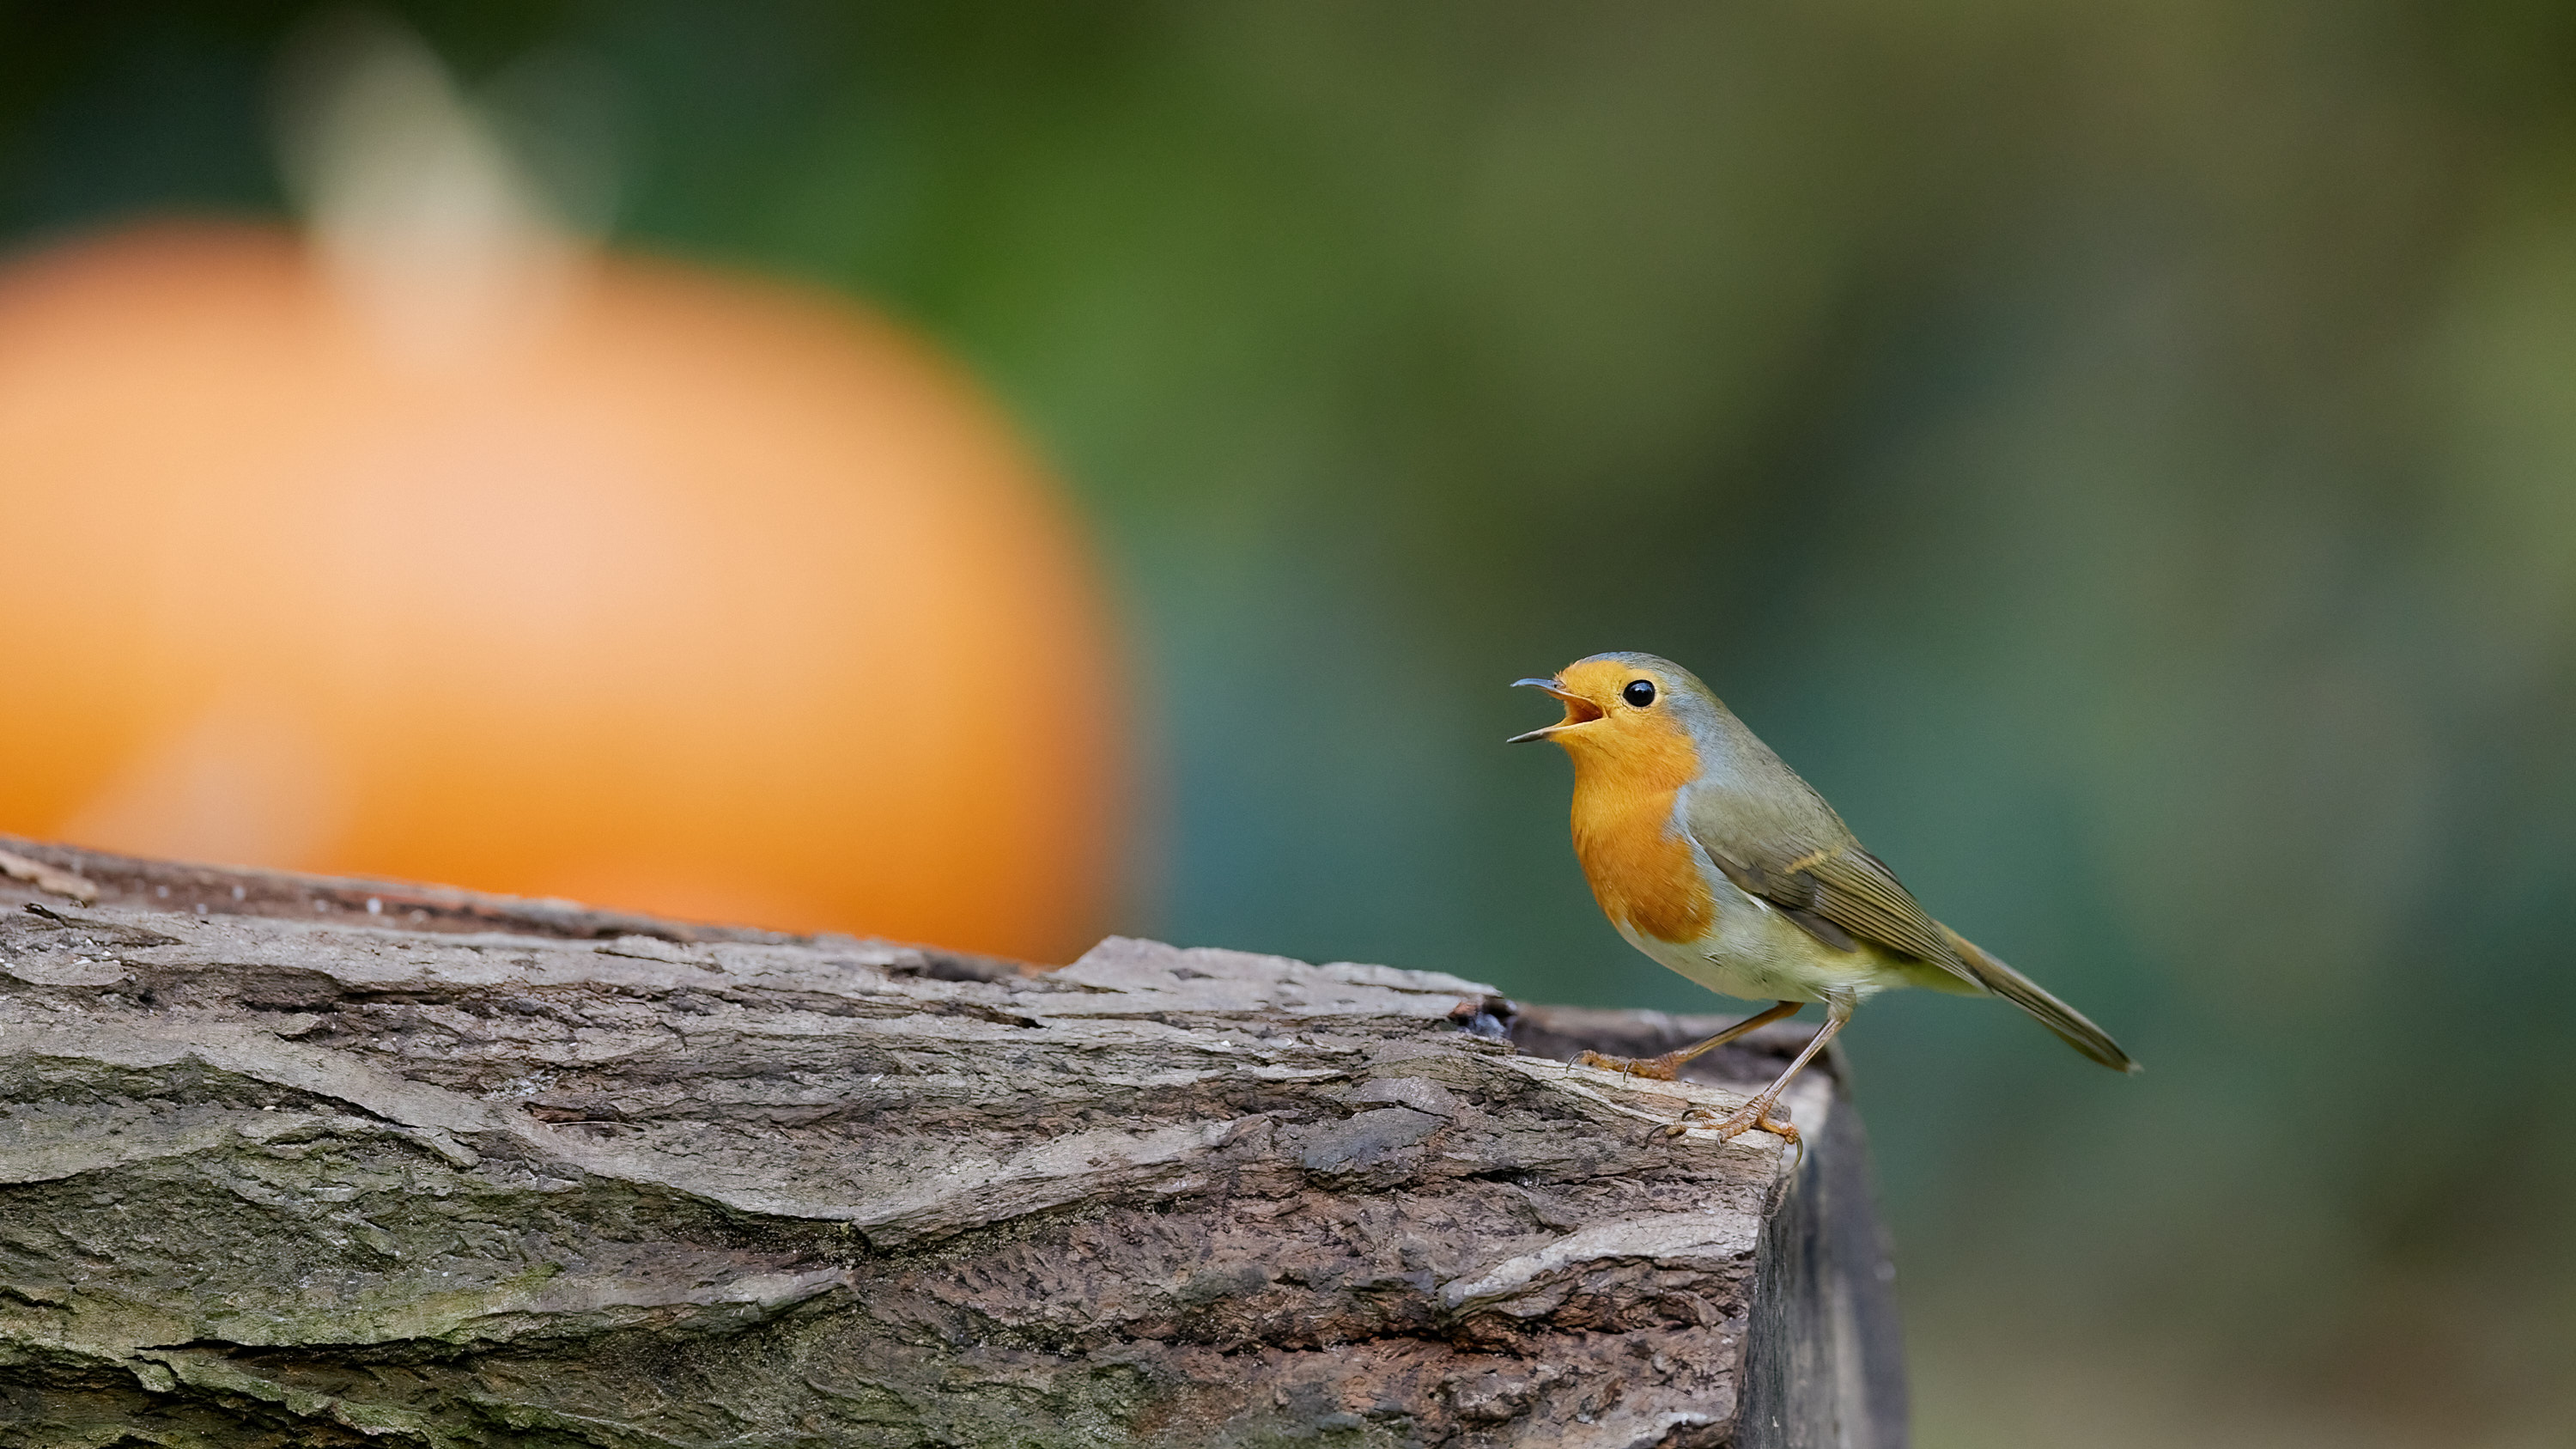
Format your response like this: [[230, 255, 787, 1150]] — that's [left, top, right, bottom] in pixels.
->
[[1507, 678, 1605, 743]]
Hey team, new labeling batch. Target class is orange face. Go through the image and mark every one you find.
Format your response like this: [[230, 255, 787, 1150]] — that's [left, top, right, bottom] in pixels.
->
[[1511, 659, 1712, 943], [1509, 658, 1680, 753]]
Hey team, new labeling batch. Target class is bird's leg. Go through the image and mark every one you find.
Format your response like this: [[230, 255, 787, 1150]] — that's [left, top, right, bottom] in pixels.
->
[[1673, 996, 1854, 1145], [1575, 1001, 1802, 1081]]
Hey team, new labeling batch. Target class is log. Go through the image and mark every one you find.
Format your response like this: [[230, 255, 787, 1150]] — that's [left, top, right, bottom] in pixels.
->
[[0, 837, 1904, 1447]]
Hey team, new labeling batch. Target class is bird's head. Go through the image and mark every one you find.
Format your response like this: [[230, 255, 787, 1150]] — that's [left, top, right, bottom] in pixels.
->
[[1508, 652, 1717, 765]]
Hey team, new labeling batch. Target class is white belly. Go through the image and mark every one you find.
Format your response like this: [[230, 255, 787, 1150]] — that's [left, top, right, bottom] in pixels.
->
[[1613, 871, 1916, 1007]]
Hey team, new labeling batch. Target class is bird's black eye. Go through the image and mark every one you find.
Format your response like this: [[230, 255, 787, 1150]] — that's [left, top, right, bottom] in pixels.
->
[[1623, 679, 1656, 708]]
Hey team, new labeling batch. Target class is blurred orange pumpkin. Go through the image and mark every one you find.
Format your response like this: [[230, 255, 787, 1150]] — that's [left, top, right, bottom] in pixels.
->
[[0, 220, 1125, 961]]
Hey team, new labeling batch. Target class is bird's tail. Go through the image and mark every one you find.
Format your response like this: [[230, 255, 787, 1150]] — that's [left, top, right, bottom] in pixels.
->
[[1941, 926, 2140, 1074]]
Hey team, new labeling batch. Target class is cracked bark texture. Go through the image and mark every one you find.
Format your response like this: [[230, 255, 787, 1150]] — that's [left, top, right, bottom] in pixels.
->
[[0, 837, 1904, 1448]]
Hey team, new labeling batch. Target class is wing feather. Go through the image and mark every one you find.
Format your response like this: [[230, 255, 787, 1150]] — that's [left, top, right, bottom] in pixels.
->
[[1704, 838, 1980, 988]]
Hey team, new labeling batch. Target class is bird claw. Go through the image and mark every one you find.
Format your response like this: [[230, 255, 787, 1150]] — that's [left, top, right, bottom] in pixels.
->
[[1577, 1051, 1800, 1161], [1574, 1048, 1681, 1081], [1665, 1101, 1798, 1146]]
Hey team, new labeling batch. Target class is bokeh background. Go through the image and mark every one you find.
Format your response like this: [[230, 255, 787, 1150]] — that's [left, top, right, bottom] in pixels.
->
[[3, 3, 2573, 1444]]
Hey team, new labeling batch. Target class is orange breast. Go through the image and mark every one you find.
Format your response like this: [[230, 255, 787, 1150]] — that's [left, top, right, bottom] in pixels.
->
[[1565, 723, 1713, 944]]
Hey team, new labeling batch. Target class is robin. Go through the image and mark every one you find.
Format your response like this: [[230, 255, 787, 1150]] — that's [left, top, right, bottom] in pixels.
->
[[1512, 651, 2136, 1144]]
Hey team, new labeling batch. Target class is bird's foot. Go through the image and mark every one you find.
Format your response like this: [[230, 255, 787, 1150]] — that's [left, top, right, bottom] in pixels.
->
[[1572, 1048, 1683, 1081], [1663, 1099, 1798, 1146]]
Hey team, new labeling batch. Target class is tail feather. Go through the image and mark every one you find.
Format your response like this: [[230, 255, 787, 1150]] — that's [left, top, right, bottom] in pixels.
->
[[1941, 927, 2140, 1074]]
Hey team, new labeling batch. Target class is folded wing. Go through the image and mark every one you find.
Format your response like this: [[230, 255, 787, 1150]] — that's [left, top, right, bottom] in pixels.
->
[[1693, 828, 2139, 1073]]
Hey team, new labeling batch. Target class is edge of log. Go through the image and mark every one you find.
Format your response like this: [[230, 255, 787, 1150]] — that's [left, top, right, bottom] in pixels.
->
[[0, 835, 1904, 1447]]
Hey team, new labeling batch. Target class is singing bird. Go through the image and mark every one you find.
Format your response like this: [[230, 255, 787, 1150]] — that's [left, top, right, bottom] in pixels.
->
[[1512, 652, 2136, 1143]]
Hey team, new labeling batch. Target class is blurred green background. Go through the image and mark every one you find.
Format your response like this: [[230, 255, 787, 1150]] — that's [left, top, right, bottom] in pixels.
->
[[6, 2, 2573, 1444]]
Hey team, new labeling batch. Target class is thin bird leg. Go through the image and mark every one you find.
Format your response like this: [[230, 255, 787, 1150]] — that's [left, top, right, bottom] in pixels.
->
[[1574, 1001, 1803, 1081], [1677, 996, 1855, 1146]]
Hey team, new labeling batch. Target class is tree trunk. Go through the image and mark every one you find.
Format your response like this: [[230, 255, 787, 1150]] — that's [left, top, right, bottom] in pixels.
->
[[0, 837, 1904, 1447]]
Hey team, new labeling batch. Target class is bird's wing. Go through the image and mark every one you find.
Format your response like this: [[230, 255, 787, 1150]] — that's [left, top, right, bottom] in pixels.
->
[[1698, 835, 1982, 989]]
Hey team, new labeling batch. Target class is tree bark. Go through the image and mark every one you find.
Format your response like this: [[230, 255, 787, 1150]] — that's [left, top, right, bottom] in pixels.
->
[[0, 837, 1903, 1448]]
